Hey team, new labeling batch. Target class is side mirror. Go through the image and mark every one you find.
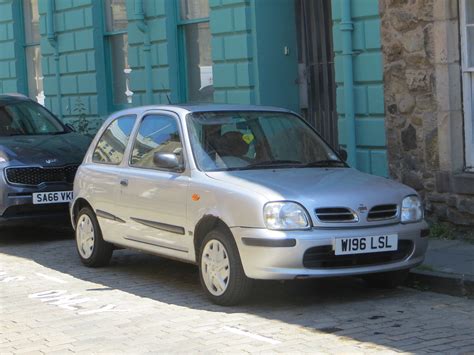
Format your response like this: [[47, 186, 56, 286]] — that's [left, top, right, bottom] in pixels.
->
[[153, 152, 183, 171], [338, 148, 348, 162], [65, 123, 76, 132]]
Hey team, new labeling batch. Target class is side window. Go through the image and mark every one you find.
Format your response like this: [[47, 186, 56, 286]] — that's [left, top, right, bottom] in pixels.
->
[[131, 115, 183, 169], [92, 115, 136, 164]]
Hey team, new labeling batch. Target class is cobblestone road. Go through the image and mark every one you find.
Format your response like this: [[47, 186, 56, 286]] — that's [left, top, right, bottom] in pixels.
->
[[1, 227, 474, 354]]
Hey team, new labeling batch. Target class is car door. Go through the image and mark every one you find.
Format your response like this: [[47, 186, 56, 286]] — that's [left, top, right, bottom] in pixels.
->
[[86, 114, 137, 243], [115, 112, 191, 261]]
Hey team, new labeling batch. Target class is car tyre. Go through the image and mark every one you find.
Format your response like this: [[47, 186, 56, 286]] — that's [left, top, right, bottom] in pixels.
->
[[75, 207, 113, 267], [199, 227, 252, 306], [362, 269, 409, 289]]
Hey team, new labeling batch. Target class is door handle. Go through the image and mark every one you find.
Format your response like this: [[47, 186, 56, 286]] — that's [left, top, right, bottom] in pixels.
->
[[120, 179, 128, 187]]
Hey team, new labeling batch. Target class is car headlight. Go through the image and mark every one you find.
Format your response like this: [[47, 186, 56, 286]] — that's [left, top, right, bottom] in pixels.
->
[[401, 195, 423, 223], [263, 202, 311, 230]]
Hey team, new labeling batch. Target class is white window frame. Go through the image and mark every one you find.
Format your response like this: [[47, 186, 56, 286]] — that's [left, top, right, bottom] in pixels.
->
[[460, 0, 474, 171]]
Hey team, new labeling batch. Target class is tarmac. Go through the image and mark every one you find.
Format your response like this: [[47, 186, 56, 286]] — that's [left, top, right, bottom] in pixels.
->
[[406, 238, 474, 298]]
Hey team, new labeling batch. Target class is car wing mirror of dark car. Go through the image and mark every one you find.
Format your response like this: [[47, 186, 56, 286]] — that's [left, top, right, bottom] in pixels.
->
[[338, 148, 348, 162], [65, 123, 76, 132], [153, 152, 184, 172]]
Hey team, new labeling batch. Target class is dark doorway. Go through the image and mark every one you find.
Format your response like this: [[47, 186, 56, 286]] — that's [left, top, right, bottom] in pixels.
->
[[296, 0, 338, 148]]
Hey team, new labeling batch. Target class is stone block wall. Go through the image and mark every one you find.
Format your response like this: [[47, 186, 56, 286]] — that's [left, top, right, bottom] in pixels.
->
[[332, 0, 388, 177], [381, 0, 474, 226], [38, 0, 105, 132], [210, 0, 256, 104], [0, 0, 27, 94], [126, 0, 177, 106]]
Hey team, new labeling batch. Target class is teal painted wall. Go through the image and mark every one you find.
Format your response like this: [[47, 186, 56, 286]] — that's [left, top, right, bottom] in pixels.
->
[[210, 0, 256, 105], [0, 0, 388, 177], [332, 0, 388, 177], [210, 0, 299, 111], [38, 0, 105, 131], [126, 0, 177, 106], [252, 0, 299, 112], [0, 0, 27, 95]]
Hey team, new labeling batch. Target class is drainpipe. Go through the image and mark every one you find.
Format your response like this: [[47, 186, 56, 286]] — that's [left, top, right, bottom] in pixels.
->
[[135, 0, 153, 105], [340, 0, 357, 168], [46, 0, 63, 119]]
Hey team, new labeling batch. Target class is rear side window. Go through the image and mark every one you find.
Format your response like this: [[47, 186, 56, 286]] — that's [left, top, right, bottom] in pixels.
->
[[92, 115, 136, 164], [130, 114, 183, 169]]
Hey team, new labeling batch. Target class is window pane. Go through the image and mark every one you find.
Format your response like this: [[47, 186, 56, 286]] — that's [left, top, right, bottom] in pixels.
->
[[93, 115, 136, 165], [109, 33, 129, 105], [180, 0, 209, 20], [131, 115, 183, 169], [467, 0, 474, 24], [468, 27, 474, 68], [185, 22, 213, 102], [105, 0, 127, 31], [23, 0, 40, 44], [25, 46, 44, 103]]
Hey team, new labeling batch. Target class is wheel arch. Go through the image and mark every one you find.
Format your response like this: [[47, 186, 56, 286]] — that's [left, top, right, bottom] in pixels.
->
[[71, 198, 93, 227], [193, 214, 232, 260]]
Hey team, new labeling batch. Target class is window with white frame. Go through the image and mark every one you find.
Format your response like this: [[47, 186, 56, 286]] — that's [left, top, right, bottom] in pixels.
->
[[23, 0, 44, 105], [460, 0, 474, 171], [104, 0, 131, 107], [179, 0, 213, 102]]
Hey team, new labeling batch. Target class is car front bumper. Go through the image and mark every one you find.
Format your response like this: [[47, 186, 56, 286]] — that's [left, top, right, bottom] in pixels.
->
[[231, 221, 429, 280], [0, 177, 72, 226]]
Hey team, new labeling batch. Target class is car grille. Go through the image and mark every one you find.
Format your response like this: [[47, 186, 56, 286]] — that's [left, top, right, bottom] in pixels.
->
[[315, 207, 357, 222], [5, 165, 79, 186], [367, 204, 398, 221], [302, 240, 413, 269]]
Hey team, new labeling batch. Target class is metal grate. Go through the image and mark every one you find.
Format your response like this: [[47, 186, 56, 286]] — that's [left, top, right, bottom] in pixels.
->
[[315, 207, 358, 222], [303, 240, 413, 269], [368, 204, 398, 221], [5, 165, 79, 186], [296, 0, 338, 148]]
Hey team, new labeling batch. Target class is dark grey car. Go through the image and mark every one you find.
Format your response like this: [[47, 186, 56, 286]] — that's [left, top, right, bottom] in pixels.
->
[[0, 94, 91, 226]]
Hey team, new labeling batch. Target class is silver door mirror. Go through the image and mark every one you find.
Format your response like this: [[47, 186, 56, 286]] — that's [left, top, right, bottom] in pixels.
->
[[153, 152, 183, 171]]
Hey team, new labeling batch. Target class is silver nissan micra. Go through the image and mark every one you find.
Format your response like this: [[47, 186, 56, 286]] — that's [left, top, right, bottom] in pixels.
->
[[71, 105, 429, 305]]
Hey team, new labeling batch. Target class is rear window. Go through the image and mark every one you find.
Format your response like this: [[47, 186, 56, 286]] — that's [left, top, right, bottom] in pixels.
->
[[92, 115, 136, 165]]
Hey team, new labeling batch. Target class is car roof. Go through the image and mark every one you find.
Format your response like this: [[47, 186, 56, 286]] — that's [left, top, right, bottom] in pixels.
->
[[109, 103, 296, 119], [0, 94, 31, 106]]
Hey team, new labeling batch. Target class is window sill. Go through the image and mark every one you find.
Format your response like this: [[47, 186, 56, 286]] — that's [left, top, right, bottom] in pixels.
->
[[436, 171, 474, 195]]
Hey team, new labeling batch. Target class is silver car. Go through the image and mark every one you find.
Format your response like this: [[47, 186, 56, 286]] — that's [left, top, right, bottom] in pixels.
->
[[71, 105, 429, 305]]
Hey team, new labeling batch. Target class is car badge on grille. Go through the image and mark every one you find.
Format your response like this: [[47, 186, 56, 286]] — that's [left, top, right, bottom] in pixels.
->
[[45, 158, 58, 164], [358, 204, 368, 213]]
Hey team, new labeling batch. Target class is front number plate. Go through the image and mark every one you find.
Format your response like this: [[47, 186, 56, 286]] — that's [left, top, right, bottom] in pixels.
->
[[32, 191, 74, 205], [334, 234, 398, 255]]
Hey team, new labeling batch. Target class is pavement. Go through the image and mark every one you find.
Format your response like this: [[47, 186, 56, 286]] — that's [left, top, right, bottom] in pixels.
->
[[1, 227, 474, 354], [407, 238, 474, 298]]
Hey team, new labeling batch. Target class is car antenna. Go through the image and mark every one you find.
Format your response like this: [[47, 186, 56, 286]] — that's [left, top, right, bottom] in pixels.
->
[[162, 83, 172, 104]]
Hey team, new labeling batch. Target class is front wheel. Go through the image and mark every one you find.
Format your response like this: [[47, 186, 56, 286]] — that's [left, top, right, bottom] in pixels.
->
[[199, 228, 252, 306], [75, 207, 113, 267], [362, 269, 409, 289]]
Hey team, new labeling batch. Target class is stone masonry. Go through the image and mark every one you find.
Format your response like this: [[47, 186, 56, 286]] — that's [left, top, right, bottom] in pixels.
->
[[380, 0, 474, 227]]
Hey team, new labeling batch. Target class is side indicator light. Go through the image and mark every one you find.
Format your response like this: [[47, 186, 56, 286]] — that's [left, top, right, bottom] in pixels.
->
[[192, 194, 200, 201]]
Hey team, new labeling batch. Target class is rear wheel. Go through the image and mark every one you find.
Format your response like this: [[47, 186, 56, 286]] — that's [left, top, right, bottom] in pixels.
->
[[199, 227, 252, 306], [362, 269, 409, 289], [75, 207, 113, 267]]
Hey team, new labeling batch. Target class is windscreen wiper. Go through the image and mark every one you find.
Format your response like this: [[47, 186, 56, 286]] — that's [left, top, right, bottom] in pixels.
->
[[303, 159, 346, 168], [242, 160, 303, 169]]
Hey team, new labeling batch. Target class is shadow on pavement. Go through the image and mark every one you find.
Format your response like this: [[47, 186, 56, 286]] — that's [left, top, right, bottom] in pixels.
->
[[1, 228, 472, 353]]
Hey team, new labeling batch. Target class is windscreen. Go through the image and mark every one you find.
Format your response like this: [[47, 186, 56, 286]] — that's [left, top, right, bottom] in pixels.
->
[[0, 101, 65, 136], [187, 111, 344, 171]]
